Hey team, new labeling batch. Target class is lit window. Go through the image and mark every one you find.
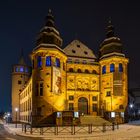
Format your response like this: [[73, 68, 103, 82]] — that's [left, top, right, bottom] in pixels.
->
[[92, 104, 97, 112], [119, 63, 123, 72], [46, 56, 51, 66], [110, 63, 115, 72], [56, 58, 60, 67], [20, 67, 24, 72], [102, 65, 106, 74], [15, 67, 20, 72], [106, 91, 111, 96], [37, 56, 42, 67], [25, 68, 28, 73]]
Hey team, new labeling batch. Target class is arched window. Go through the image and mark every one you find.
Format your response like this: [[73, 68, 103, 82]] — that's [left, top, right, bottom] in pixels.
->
[[69, 68, 74, 72], [37, 56, 42, 67], [77, 69, 82, 73], [56, 58, 60, 67], [119, 63, 123, 72], [85, 69, 89, 73], [102, 65, 106, 74], [110, 63, 115, 72], [46, 56, 51, 66], [92, 70, 97, 74]]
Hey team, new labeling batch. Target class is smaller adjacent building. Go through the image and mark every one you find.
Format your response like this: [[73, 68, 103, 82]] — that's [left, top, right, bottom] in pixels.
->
[[11, 51, 31, 122], [128, 88, 140, 119]]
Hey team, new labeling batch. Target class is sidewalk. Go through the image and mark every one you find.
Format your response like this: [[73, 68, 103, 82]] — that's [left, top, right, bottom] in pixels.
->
[[3, 121, 140, 140]]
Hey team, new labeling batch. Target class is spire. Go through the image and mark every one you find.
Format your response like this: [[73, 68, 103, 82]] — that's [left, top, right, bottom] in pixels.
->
[[45, 9, 55, 27], [106, 18, 114, 38], [18, 48, 26, 65]]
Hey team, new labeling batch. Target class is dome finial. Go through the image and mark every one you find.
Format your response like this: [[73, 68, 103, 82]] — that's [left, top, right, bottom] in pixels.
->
[[106, 17, 114, 38], [45, 8, 55, 27]]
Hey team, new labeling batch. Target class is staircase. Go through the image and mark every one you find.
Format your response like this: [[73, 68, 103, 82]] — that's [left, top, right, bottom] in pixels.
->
[[80, 115, 112, 125]]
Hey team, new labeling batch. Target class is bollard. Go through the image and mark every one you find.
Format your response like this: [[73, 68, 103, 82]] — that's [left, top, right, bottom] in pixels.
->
[[102, 123, 106, 132], [30, 125, 32, 134], [117, 123, 119, 129], [112, 122, 115, 131]]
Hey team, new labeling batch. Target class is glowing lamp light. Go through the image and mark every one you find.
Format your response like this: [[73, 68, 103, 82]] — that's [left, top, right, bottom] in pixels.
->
[[130, 104, 134, 108], [15, 108, 18, 112]]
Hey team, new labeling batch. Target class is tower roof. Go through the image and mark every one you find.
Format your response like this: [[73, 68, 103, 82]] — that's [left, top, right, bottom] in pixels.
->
[[45, 9, 55, 28], [18, 48, 26, 65], [99, 19, 123, 58], [35, 9, 63, 50], [64, 40, 96, 59], [106, 18, 114, 38]]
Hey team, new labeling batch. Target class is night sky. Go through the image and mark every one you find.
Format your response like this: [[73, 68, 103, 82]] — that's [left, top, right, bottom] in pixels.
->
[[0, 0, 140, 112]]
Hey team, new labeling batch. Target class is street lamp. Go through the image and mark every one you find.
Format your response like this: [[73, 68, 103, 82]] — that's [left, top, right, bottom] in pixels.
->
[[130, 104, 134, 109], [7, 113, 10, 124], [15, 107, 18, 128]]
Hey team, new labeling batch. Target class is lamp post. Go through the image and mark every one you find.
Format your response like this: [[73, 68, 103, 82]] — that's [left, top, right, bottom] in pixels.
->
[[129, 104, 134, 121], [7, 113, 10, 124], [15, 108, 18, 128]]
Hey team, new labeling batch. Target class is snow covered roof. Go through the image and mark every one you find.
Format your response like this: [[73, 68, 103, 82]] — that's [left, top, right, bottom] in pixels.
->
[[63, 40, 96, 59]]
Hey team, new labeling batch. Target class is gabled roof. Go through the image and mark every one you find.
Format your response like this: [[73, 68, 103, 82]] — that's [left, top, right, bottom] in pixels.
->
[[63, 40, 96, 59]]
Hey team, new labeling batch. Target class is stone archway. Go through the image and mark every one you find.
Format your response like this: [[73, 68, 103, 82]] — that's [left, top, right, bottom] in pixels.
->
[[78, 97, 88, 115]]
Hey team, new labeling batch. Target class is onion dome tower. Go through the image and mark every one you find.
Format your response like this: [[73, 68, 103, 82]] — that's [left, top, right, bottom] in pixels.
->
[[31, 9, 67, 124], [11, 49, 31, 122], [35, 9, 63, 50], [99, 19, 124, 59], [99, 19, 129, 123]]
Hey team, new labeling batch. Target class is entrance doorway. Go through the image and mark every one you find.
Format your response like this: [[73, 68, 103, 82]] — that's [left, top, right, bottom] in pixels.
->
[[78, 97, 88, 115]]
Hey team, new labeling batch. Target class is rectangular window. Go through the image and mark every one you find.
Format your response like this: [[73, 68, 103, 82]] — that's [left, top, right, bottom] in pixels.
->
[[56, 58, 60, 67], [106, 91, 111, 96], [46, 56, 51, 66], [18, 80, 22, 84], [119, 63, 123, 72], [40, 83, 43, 96], [92, 104, 97, 112], [92, 96, 97, 101], [102, 65, 106, 74], [69, 103, 74, 111], [69, 95, 74, 100]]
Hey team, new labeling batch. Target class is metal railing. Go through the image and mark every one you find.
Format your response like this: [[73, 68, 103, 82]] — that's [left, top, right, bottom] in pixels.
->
[[22, 123, 119, 135]]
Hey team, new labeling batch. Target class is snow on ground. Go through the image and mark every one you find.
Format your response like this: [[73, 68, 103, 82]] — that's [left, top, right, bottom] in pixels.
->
[[3, 120, 140, 140]]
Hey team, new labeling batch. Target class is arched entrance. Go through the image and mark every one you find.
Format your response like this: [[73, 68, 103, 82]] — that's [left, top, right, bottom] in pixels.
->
[[78, 97, 88, 115]]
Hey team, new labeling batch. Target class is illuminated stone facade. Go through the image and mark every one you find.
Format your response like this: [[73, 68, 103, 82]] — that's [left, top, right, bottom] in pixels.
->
[[12, 10, 129, 124]]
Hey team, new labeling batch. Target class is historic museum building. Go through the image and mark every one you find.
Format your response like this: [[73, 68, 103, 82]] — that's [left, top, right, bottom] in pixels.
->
[[11, 10, 129, 125]]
